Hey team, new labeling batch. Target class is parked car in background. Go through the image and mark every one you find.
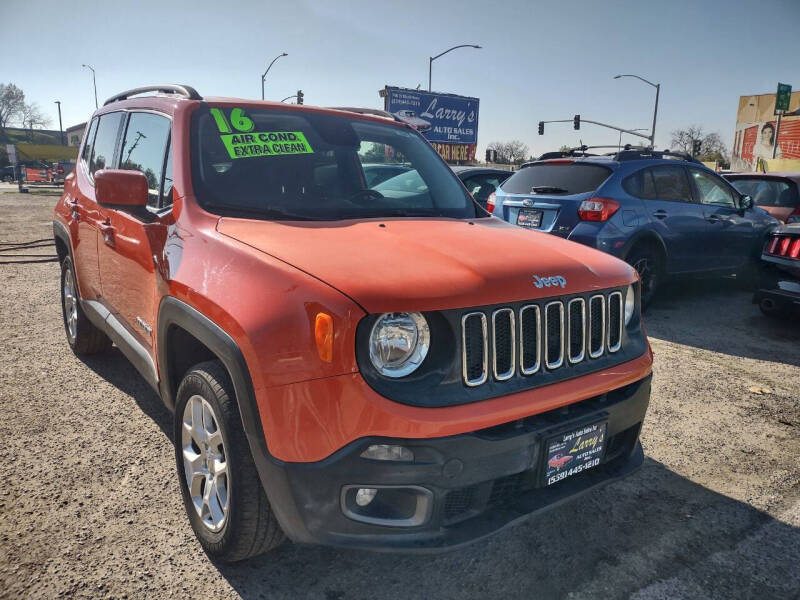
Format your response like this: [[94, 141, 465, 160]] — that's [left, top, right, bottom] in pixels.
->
[[754, 223, 800, 318], [724, 172, 800, 223], [452, 166, 513, 210], [489, 150, 779, 307], [51, 160, 76, 185]]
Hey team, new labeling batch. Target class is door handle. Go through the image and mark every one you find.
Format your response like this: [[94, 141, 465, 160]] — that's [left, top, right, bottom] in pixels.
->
[[652, 210, 668, 219], [98, 218, 115, 246], [67, 198, 80, 221], [706, 215, 720, 223]]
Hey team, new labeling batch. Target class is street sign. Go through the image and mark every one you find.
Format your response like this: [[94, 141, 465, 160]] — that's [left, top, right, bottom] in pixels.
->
[[775, 83, 792, 113]]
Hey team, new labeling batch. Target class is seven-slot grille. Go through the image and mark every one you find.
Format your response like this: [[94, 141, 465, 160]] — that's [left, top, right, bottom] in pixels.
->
[[462, 290, 624, 387]]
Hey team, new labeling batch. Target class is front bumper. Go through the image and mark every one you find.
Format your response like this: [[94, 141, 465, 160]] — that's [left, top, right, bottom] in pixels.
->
[[263, 374, 650, 552]]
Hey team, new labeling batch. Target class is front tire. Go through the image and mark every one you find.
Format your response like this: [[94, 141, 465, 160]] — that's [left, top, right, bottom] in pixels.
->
[[174, 360, 285, 562], [626, 246, 663, 309], [60, 255, 112, 355]]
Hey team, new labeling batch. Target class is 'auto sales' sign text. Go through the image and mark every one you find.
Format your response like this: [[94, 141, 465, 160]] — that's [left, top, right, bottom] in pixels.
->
[[383, 86, 479, 145]]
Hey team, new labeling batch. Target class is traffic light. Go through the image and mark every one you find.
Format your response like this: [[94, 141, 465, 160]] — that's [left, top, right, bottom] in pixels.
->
[[538, 121, 544, 135], [485, 149, 491, 162], [297, 90, 304, 105], [573, 114, 580, 130], [692, 140, 702, 155]]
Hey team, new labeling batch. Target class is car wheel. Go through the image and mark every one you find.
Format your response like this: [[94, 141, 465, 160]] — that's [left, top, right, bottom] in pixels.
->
[[627, 246, 662, 309], [175, 360, 285, 562], [60, 256, 112, 355]]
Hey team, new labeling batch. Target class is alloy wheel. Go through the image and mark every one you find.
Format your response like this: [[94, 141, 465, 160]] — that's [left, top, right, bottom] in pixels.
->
[[632, 256, 656, 299], [62, 267, 78, 342], [182, 395, 229, 532]]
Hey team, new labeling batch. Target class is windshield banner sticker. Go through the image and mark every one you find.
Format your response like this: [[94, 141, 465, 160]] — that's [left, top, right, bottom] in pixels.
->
[[220, 131, 313, 159], [209, 107, 313, 159]]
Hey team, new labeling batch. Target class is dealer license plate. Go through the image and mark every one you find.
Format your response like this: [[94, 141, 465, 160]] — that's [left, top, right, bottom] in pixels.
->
[[544, 422, 607, 486], [516, 208, 543, 228]]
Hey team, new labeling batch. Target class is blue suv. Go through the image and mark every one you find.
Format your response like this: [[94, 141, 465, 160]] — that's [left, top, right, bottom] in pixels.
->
[[489, 150, 779, 306]]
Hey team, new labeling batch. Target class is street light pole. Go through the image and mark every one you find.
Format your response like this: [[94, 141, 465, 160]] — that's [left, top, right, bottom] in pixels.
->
[[428, 44, 481, 92], [82, 64, 98, 109], [261, 52, 288, 100], [614, 74, 660, 147], [54, 101, 64, 145]]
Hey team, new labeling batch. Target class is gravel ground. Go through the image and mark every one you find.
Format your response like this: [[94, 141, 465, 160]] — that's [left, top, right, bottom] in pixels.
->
[[1, 192, 798, 600]]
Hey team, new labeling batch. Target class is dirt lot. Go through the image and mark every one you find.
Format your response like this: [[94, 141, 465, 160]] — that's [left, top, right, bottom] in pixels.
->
[[1, 192, 798, 600]]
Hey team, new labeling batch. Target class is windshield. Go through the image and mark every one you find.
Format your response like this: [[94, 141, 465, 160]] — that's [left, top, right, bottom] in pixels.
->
[[727, 177, 798, 208], [501, 163, 612, 195], [191, 105, 478, 220]]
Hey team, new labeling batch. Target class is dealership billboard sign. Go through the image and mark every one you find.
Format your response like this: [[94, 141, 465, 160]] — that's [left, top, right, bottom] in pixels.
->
[[383, 86, 479, 161]]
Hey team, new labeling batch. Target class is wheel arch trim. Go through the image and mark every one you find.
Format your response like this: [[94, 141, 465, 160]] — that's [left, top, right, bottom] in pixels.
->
[[156, 296, 314, 544]]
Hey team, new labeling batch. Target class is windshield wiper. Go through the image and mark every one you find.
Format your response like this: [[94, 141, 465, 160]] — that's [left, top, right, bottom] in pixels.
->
[[209, 203, 320, 221], [530, 186, 569, 194]]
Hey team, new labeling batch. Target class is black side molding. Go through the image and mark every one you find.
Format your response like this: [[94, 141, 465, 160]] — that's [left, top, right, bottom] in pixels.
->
[[80, 299, 159, 393], [156, 296, 314, 543]]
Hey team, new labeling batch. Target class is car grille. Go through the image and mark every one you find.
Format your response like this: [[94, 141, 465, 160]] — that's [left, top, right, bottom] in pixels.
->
[[461, 290, 624, 387]]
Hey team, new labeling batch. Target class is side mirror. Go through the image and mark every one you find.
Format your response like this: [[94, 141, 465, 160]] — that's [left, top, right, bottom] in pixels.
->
[[95, 169, 149, 208], [740, 195, 753, 210]]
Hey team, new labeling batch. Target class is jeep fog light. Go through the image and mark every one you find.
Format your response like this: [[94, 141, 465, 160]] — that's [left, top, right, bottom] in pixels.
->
[[355, 488, 378, 506], [624, 284, 636, 325], [369, 312, 430, 377], [361, 444, 414, 461]]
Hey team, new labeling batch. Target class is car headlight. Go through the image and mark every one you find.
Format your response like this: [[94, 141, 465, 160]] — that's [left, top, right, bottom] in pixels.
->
[[369, 312, 430, 377], [624, 284, 636, 325]]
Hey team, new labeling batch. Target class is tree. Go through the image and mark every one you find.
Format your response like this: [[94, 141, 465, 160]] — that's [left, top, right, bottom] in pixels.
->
[[487, 140, 530, 165], [670, 125, 728, 162], [19, 102, 51, 140], [0, 83, 26, 136]]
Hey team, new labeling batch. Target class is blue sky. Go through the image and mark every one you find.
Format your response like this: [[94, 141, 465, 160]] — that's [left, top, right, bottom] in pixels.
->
[[3, 0, 798, 157]]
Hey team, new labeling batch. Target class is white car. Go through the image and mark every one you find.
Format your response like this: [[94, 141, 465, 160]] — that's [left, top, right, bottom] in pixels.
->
[[393, 109, 432, 133]]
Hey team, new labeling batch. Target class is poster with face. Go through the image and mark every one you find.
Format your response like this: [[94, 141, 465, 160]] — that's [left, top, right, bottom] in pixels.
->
[[731, 91, 800, 171]]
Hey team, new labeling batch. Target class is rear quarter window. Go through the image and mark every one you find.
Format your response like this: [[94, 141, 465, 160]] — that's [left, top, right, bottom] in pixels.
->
[[501, 163, 612, 195]]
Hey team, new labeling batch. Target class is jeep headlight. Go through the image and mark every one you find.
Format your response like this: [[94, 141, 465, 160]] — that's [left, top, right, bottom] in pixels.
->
[[369, 312, 430, 377], [624, 284, 636, 325]]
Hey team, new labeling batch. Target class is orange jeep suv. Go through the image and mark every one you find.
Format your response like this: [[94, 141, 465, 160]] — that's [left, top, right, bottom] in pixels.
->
[[54, 85, 653, 561]]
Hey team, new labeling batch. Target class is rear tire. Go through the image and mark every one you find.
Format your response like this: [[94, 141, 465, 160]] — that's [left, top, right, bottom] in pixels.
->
[[626, 245, 663, 310], [60, 255, 112, 355], [174, 360, 285, 562]]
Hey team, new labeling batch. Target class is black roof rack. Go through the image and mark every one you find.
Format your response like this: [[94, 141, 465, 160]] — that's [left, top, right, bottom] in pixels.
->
[[327, 107, 402, 122], [103, 84, 201, 106], [612, 149, 701, 163]]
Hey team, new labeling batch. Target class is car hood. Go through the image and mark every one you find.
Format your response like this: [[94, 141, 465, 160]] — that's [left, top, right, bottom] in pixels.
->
[[216, 216, 636, 313]]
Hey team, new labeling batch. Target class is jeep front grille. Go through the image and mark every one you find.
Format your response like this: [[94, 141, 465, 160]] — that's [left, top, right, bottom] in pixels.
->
[[461, 290, 624, 387]]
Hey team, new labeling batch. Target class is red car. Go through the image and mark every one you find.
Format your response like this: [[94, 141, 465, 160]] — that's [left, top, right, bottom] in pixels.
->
[[724, 172, 800, 223], [548, 454, 574, 470], [53, 84, 652, 561]]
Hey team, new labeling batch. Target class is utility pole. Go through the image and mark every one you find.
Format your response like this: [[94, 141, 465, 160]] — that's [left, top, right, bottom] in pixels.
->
[[54, 101, 64, 145]]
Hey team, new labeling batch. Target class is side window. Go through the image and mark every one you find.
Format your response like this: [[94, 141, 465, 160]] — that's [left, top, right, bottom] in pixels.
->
[[160, 140, 173, 207], [650, 166, 692, 203], [80, 118, 98, 167], [119, 112, 171, 207], [622, 168, 658, 200], [690, 169, 736, 208], [89, 112, 124, 176]]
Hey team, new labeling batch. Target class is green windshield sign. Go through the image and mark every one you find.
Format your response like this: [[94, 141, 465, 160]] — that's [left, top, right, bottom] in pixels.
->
[[209, 107, 314, 158], [776, 83, 792, 113], [221, 131, 313, 159]]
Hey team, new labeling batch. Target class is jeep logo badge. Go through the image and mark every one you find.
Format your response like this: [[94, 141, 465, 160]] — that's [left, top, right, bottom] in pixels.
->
[[533, 275, 567, 289]]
